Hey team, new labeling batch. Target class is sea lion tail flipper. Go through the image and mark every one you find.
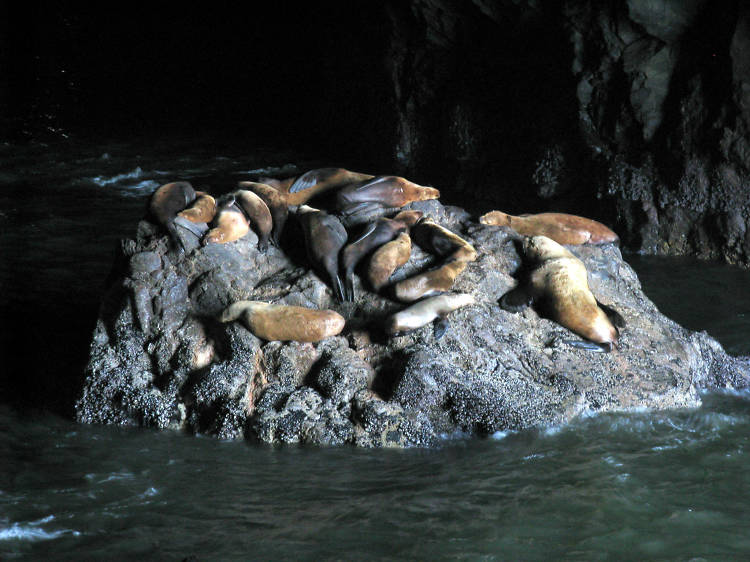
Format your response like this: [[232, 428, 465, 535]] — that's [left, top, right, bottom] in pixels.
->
[[433, 317, 450, 340], [499, 286, 532, 313], [563, 339, 611, 353], [597, 300, 626, 328]]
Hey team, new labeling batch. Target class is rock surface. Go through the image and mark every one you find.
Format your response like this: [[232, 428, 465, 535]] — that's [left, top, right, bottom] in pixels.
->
[[76, 199, 750, 446]]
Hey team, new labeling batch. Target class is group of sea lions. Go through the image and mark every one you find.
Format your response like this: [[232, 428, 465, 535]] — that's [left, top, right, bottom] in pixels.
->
[[147, 167, 623, 351]]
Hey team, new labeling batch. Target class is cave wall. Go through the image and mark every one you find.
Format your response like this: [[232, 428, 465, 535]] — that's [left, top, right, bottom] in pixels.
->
[[381, 0, 750, 265]]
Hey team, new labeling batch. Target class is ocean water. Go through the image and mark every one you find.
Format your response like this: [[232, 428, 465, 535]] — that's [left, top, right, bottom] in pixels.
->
[[2, 138, 750, 560]]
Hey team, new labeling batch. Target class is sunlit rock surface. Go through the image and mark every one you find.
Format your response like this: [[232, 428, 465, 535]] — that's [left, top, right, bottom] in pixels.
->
[[76, 200, 750, 446]]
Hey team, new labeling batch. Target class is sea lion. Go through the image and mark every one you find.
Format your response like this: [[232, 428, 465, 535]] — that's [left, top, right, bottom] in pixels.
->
[[500, 235, 621, 351], [385, 293, 475, 338], [203, 200, 250, 245], [220, 300, 345, 342], [410, 217, 477, 262], [238, 181, 289, 245], [340, 216, 409, 301], [335, 176, 440, 225], [391, 209, 424, 227], [148, 181, 197, 252], [177, 190, 216, 224], [367, 231, 412, 291], [479, 211, 619, 245], [232, 190, 273, 251], [393, 259, 468, 302], [261, 168, 374, 206], [296, 205, 349, 301]]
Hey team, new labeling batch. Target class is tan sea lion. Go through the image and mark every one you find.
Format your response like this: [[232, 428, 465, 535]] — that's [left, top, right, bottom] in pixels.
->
[[148, 181, 197, 252], [393, 259, 468, 302], [177, 191, 217, 223], [261, 168, 374, 206], [340, 216, 409, 301], [336, 176, 440, 225], [220, 300, 345, 342], [238, 181, 289, 245], [296, 205, 349, 301], [479, 211, 619, 245], [367, 231, 412, 291], [233, 190, 273, 251], [385, 293, 475, 338], [500, 235, 621, 351], [203, 201, 250, 245], [410, 217, 477, 262]]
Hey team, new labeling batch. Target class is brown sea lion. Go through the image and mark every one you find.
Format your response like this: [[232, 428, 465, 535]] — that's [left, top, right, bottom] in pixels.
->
[[410, 217, 477, 262], [391, 209, 424, 226], [238, 181, 289, 245], [393, 259, 468, 302], [335, 176, 440, 225], [203, 201, 250, 245], [296, 205, 349, 301], [177, 190, 216, 224], [261, 168, 374, 206], [232, 190, 273, 252], [385, 293, 475, 338], [479, 211, 619, 245], [500, 235, 621, 351], [220, 300, 345, 342], [340, 216, 409, 301], [367, 231, 412, 291], [148, 181, 197, 252]]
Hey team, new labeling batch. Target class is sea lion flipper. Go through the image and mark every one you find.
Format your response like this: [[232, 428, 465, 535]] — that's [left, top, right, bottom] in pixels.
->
[[333, 273, 347, 302], [433, 316, 450, 340], [597, 300, 626, 329], [500, 286, 532, 312], [174, 216, 208, 237], [288, 170, 320, 193], [563, 339, 612, 353]]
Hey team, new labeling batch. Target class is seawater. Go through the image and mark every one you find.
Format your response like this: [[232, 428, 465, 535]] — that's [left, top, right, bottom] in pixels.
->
[[2, 138, 750, 560]]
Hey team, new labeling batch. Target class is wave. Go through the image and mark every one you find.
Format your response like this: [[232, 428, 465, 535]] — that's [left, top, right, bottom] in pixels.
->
[[0, 516, 80, 542], [88, 167, 171, 188]]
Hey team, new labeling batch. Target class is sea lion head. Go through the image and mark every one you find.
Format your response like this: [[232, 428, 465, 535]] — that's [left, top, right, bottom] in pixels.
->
[[523, 235, 569, 262]]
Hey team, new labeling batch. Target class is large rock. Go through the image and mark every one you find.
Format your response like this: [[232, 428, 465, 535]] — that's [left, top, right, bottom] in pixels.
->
[[76, 200, 750, 446]]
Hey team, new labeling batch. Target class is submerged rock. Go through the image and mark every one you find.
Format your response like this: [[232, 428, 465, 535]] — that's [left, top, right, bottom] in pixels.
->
[[76, 200, 750, 447]]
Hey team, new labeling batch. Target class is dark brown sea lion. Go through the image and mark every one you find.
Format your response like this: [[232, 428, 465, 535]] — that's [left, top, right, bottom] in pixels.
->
[[238, 181, 289, 245], [340, 216, 409, 301], [385, 293, 475, 338], [177, 190, 216, 224], [261, 168, 374, 206], [220, 300, 345, 342], [500, 235, 621, 351], [232, 190, 273, 252], [367, 231, 412, 291], [479, 211, 619, 245], [392, 259, 469, 302], [203, 201, 250, 245], [410, 217, 477, 262], [148, 181, 197, 252], [296, 205, 349, 301], [335, 176, 440, 225]]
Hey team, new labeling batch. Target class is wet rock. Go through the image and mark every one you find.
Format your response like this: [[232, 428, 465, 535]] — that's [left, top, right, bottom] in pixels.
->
[[77, 199, 750, 447]]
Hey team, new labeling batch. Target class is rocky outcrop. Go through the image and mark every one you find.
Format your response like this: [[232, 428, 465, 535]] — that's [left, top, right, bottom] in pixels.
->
[[76, 199, 750, 446]]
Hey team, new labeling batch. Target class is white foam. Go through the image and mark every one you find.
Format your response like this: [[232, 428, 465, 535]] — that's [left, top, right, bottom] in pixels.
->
[[90, 167, 145, 186], [0, 516, 80, 542]]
